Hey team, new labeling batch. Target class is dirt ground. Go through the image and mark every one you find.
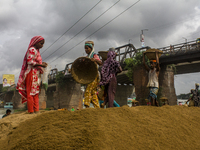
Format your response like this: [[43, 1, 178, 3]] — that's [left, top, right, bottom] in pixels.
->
[[0, 105, 200, 150]]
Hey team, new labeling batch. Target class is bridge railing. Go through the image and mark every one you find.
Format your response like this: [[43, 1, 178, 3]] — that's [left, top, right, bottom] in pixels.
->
[[48, 44, 150, 81], [98, 43, 150, 63], [158, 40, 200, 54], [48, 68, 58, 81], [47, 40, 200, 81]]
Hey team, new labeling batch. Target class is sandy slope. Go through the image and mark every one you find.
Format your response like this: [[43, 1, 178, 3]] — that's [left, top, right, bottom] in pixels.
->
[[0, 105, 200, 150]]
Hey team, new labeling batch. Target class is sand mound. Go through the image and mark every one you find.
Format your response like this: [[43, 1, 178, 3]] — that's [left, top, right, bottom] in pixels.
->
[[0, 110, 51, 141], [1, 106, 200, 150]]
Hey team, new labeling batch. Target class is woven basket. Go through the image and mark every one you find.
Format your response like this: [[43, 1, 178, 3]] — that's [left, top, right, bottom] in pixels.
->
[[98, 51, 108, 61], [144, 48, 163, 60], [71, 57, 98, 84]]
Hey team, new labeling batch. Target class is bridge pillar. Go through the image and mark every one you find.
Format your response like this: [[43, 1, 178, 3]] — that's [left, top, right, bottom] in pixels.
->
[[53, 78, 83, 110], [39, 87, 47, 109], [115, 84, 134, 106], [159, 65, 177, 105], [11, 88, 47, 110], [4, 91, 14, 103], [46, 85, 56, 108], [11, 90, 25, 109], [133, 65, 149, 105]]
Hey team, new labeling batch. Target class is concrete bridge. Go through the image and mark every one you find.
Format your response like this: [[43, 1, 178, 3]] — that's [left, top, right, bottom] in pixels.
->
[[9, 40, 200, 110]]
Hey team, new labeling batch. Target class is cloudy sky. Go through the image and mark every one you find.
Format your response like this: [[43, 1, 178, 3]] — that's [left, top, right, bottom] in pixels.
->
[[0, 0, 200, 95]]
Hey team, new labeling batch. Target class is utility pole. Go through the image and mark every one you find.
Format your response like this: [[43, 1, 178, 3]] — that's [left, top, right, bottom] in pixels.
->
[[182, 37, 187, 43], [182, 37, 187, 51], [140, 29, 148, 47]]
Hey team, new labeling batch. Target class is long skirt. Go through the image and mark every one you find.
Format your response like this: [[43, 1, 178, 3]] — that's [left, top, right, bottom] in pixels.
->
[[26, 70, 39, 113], [99, 100, 120, 107], [104, 76, 117, 108], [84, 77, 100, 108]]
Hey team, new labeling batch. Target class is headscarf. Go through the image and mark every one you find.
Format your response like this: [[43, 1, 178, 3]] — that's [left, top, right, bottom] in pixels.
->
[[85, 41, 95, 58], [151, 60, 156, 63], [17, 36, 44, 103], [100, 50, 120, 86]]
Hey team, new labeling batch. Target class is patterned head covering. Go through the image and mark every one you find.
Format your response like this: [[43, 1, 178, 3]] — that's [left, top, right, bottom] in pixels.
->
[[85, 41, 94, 49], [85, 41, 95, 58], [17, 36, 44, 103], [150, 60, 157, 63], [100, 51, 120, 86]]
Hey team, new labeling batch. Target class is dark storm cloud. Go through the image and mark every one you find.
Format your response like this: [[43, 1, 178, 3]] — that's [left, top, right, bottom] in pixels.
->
[[0, 0, 200, 94]]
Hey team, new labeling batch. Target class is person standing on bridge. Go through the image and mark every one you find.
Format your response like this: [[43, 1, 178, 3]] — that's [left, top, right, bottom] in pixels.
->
[[100, 49, 122, 108], [84, 41, 102, 108], [17, 36, 47, 114], [143, 52, 160, 106]]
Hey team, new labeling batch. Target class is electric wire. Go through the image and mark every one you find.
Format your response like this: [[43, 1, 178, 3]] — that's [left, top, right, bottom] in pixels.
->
[[49, 0, 141, 64], [41, 0, 102, 55], [43, 0, 121, 61]]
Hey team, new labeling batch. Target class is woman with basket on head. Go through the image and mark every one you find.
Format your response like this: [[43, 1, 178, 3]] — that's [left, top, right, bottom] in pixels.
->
[[17, 36, 47, 113], [84, 41, 102, 108]]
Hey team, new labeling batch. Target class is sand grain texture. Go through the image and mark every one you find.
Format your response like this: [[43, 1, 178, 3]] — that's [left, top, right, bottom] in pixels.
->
[[0, 106, 200, 150]]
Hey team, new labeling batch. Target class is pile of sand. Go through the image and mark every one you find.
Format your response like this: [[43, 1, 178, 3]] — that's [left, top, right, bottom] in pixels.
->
[[0, 106, 200, 150]]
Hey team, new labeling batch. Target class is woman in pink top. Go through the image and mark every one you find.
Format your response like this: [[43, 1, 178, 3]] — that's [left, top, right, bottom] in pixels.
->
[[17, 36, 47, 113]]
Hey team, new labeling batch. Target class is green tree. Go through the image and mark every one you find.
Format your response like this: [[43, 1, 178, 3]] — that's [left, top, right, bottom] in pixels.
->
[[124, 52, 149, 81]]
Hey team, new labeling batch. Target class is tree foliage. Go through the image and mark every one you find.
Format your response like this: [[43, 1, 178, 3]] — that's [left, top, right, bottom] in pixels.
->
[[124, 52, 149, 81], [55, 72, 67, 87]]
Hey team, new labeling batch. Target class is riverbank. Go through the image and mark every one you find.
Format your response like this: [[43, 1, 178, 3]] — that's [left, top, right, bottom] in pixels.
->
[[0, 105, 200, 150]]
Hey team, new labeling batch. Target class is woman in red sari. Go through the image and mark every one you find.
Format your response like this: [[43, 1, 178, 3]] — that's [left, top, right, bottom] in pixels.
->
[[17, 36, 47, 113]]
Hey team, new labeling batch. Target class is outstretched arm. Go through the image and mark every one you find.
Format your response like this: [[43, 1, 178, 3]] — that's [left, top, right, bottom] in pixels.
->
[[118, 66, 122, 73], [156, 52, 160, 71], [143, 52, 150, 71]]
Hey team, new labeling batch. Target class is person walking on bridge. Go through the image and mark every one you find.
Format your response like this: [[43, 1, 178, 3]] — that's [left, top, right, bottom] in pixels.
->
[[17, 36, 47, 114], [84, 41, 102, 108], [143, 52, 160, 106]]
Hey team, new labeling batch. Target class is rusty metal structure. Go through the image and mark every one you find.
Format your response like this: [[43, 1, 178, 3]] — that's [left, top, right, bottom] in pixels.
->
[[48, 39, 200, 81], [48, 44, 150, 81], [158, 40, 200, 54]]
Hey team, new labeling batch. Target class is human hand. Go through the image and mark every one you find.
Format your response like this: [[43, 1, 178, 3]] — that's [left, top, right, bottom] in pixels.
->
[[91, 58, 96, 62], [36, 67, 44, 74], [42, 62, 47, 68]]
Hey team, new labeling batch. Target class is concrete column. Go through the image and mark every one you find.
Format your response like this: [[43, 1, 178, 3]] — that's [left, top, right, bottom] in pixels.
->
[[53, 78, 83, 110], [115, 84, 134, 106], [46, 85, 56, 108], [4, 91, 14, 103], [159, 65, 177, 105], [133, 65, 149, 105], [39, 87, 47, 109], [11, 90, 25, 109]]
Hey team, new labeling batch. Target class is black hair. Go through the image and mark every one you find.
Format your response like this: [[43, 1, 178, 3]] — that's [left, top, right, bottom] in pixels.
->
[[3, 78, 7, 82], [6, 109, 11, 114]]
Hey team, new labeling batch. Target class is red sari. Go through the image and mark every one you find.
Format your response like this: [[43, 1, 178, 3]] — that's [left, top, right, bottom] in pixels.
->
[[17, 36, 44, 112]]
